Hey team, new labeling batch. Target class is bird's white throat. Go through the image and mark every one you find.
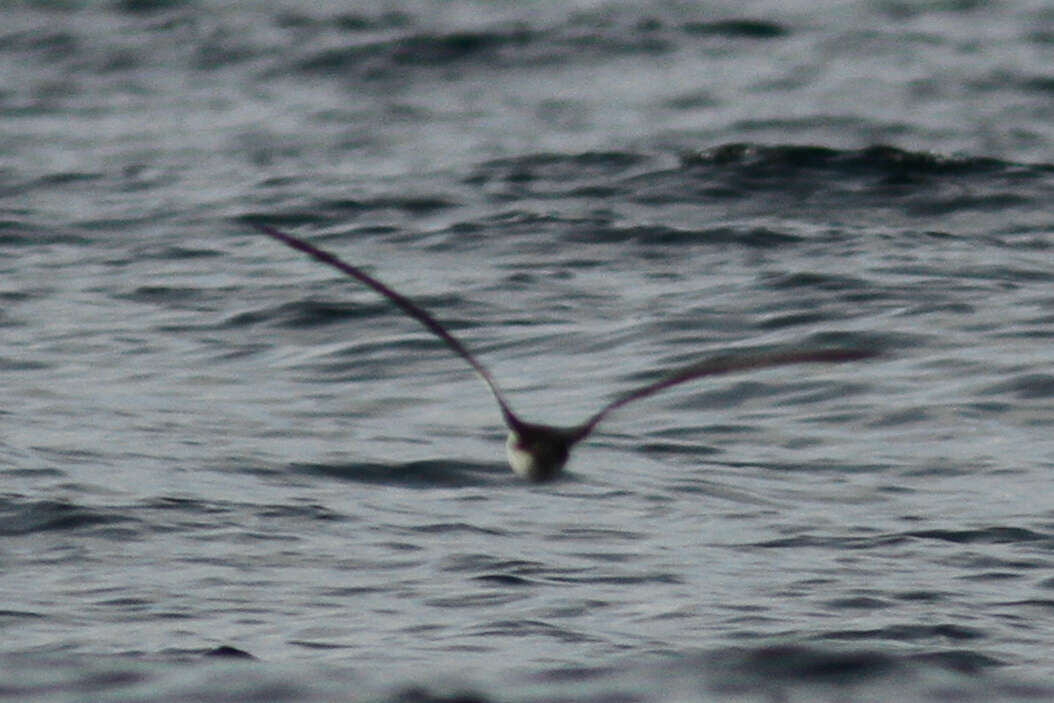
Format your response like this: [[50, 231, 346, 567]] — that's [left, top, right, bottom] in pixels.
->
[[505, 431, 536, 480]]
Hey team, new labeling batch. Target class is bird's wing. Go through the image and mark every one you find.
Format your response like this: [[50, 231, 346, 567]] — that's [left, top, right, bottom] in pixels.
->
[[573, 347, 878, 442], [252, 223, 522, 429]]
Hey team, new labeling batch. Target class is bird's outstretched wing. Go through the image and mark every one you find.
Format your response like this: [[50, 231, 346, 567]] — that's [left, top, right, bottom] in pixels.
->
[[571, 347, 877, 443], [252, 223, 523, 430]]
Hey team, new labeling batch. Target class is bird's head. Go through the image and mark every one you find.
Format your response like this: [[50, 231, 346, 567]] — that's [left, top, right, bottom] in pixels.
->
[[504, 421, 588, 483]]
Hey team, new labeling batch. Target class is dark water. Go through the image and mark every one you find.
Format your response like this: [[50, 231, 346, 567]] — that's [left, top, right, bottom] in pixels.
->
[[3, 1, 1054, 701]]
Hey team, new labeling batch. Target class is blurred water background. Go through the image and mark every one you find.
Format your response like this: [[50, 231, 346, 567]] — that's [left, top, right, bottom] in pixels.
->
[[2, 1, 1054, 701]]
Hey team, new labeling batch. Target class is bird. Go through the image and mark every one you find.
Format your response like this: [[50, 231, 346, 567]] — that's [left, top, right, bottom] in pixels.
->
[[252, 223, 876, 482]]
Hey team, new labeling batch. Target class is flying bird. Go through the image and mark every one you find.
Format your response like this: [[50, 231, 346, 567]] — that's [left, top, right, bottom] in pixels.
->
[[252, 223, 875, 482]]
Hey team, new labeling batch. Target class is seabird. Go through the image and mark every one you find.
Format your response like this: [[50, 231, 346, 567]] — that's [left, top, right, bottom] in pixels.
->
[[253, 223, 875, 482]]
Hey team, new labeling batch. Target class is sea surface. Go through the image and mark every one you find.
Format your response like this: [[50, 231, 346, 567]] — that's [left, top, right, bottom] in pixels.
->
[[2, 1, 1054, 701]]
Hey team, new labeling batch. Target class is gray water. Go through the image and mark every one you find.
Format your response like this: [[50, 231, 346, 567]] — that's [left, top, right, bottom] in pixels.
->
[[3, 1, 1054, 701]]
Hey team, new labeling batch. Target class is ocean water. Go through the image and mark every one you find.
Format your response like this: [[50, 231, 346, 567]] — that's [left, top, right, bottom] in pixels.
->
[[2, 1, 1054, 701]]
